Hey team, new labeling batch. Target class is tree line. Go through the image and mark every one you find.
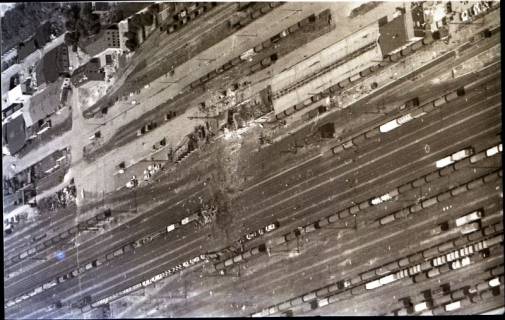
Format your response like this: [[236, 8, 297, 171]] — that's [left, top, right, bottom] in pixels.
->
[[1, 3, 65, 55]]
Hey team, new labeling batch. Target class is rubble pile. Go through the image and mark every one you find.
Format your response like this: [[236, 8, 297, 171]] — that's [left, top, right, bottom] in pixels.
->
[[193, 204, 218, 230], [172, 125, 210, 163], [37, 181, 77, 213]]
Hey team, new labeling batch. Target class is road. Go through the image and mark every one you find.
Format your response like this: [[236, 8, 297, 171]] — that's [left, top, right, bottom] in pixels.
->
[[5, 28, 502, 317]]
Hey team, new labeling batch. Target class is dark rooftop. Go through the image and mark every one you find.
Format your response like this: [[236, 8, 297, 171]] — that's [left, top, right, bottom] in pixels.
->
[[9, 74, 20, 90], [36, 43, 69, 86], [378, 14, 409, 57], [71, 58, 105, 87], [3, 113, 27, 156], [61, 87, 71, 105], [83, 25, 120, 57]]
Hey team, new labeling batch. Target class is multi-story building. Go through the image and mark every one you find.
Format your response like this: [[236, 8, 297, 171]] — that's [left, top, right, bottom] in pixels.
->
[[84, 25, 121, 58], [70, 57, 106, 87], [35, 43, 70, 88]]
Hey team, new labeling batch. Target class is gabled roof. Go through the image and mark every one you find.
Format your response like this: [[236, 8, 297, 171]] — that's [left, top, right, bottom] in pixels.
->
[[24, 80, 62, 127]]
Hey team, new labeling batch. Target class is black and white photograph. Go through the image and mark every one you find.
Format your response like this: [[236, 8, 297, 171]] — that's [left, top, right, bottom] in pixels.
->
[[1, 0, 503, 318]]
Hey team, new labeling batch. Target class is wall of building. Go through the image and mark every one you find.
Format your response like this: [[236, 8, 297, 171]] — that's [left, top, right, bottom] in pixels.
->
[[118, 20, 129, 52]]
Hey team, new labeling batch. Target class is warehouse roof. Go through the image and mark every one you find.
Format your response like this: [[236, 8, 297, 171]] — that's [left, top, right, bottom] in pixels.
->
[[3, 112, 26, 156], [378, 14, 409, 57]]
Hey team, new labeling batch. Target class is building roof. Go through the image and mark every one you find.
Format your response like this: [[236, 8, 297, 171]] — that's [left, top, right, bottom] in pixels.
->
[[83, 25, 120, 57], [36, 43, 69, 86], [378, 14, 409, 57], [2, 85, 30, 111], [70, 58, 105, 87], [24, 80, 61, 127], [3, 112, 26, 156], [60, 87, 71, 105]]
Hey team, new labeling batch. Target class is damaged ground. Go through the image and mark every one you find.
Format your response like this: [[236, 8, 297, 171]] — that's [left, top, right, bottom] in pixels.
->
[[4, 2, 503, 319]]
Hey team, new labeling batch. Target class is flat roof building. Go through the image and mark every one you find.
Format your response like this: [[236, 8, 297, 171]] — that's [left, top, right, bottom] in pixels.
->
[[35, 43, 70, 87], [2, 85, 31, 117], [70, 58, 106, 87], [84, 25, 121, 58], [378, 14, 410, 57], [2, 112, 27, 156]]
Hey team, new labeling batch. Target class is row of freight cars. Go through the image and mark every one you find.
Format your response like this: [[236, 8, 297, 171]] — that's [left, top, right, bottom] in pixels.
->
[[274, 21, 499, 122], [7, 209, 112, 267], [88, 252, 221, 311], [160, 2, 218, 34], [252, 223, 503, 317], [228, 2, 283, 29], [331, 85, 465, 154], [188, 7, 332, 91], [273, 31, 438, 121], [8, 207, 215, 309]]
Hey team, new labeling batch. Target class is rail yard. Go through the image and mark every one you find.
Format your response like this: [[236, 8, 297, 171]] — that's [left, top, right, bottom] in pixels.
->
[[2, 1, 503, 318]]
